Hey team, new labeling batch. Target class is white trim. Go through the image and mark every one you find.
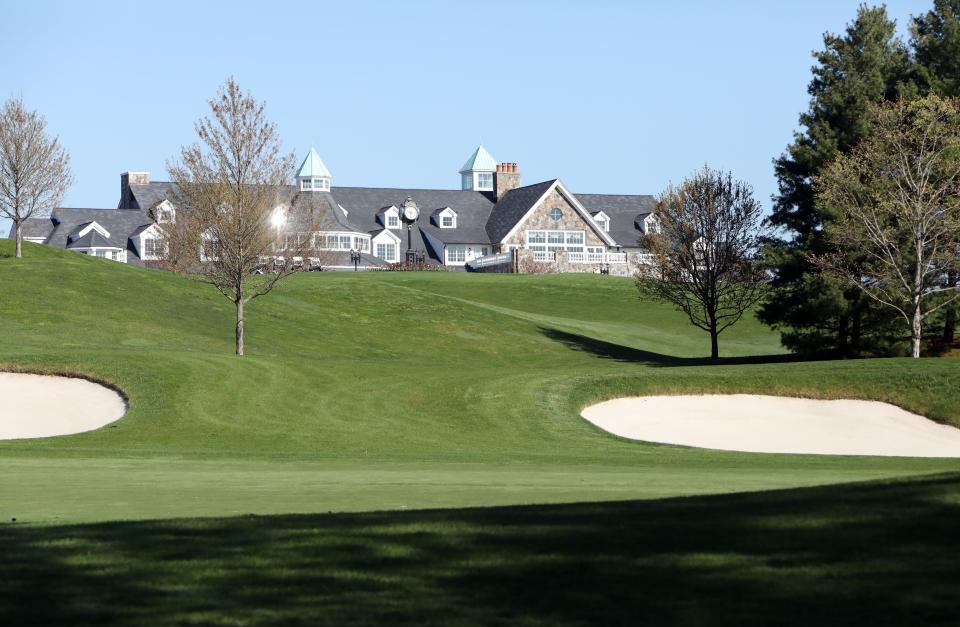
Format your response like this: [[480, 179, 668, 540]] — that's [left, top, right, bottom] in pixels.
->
[[380, 206, 401, 229], [498, 180, 618, 247], [435, 207, 457, 228], [78, 221, 110, 239], [591, 211, 610, 232], [154, 199, 176, 224]]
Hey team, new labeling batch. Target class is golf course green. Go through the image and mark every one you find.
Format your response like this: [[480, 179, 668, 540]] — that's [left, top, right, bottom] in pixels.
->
[[2, 240, 959, 626]]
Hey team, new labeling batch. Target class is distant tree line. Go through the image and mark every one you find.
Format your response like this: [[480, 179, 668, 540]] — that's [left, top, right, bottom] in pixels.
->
[[761, 0, 960, 358], [639, 1, 960, 360]]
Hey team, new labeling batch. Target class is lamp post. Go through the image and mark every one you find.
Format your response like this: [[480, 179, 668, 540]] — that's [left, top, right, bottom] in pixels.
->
[[350, 249, 361, 272]]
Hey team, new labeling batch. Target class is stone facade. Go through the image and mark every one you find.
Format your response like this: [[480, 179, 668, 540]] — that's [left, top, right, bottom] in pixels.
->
[[511, 249, 652, 276], [494, 168, 521, 201], [501, 188, 606, 249]]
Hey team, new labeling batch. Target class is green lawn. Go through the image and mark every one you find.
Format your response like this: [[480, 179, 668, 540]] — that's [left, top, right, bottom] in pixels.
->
[[1, 241, 959, 625]]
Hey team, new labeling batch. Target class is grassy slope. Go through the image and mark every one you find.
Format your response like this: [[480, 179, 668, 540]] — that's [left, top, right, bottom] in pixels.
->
[[0, 242, 958, 527], [2, 242, 960, 624]]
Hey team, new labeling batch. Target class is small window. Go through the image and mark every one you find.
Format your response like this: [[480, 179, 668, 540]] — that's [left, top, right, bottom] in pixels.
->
[[442, 215, 454, 228], [550, 207, 563, 221], [596, 218, 607, 231], [476, 172, 493, 190], [387, 215, 399, 228], [301, 179, 313, 191]]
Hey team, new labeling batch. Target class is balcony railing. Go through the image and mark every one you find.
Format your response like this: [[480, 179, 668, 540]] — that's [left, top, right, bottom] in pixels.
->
[[567, 252, 627, 264]]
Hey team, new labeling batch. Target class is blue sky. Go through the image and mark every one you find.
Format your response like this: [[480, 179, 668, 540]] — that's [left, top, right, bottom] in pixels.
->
[[0, 0, 928, 230]]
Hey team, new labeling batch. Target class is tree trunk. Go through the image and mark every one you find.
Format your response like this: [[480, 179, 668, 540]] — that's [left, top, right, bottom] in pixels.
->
[[15, 222, 22, 258], [911, 303, 922, 359], [944, 271, 958, 344], [236, 298, 244, 356], [709, 319, 719, 361], [838, 313, 849, 358], [944, 306, 957, 344]]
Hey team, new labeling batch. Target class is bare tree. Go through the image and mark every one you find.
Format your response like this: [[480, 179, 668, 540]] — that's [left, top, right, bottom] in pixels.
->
[[636, 166, 768, 360], [0, 97, 73, 258], [815, 95, 960, 358], [165, 78, 313, 356]]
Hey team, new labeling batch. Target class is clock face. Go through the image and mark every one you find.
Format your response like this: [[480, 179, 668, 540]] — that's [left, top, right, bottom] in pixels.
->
[[403, 205, 419, 221]]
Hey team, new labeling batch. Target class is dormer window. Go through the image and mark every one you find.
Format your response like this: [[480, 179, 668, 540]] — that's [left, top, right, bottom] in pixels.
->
[[387, 215, 399, 228], [592, 211, 609, 233], [434, 207, 458, 228], [155, 200, 176, 224], [379, 205, 401, 228]]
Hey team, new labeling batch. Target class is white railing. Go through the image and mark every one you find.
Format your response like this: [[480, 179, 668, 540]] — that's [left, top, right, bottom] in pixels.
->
[[567, 252, 627, 264], [532, 251, 556, 262], [469, 252, 512, 269]]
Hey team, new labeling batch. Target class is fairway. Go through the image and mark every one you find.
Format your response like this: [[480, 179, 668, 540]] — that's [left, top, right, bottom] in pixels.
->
[[2, 241, 959, 625]]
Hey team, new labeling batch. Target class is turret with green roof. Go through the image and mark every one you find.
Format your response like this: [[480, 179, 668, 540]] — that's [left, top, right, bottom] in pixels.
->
[[459, 145, 497, 192], [297, 147, 332, 192]]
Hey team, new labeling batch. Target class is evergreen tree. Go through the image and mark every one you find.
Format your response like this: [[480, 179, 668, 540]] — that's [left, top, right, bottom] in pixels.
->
[[912, 0, 960, 344], [759, 5, 916, 356]]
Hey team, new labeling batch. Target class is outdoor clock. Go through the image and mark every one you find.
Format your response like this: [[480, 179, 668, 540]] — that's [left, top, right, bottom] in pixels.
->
[[401, 197, 420, 222]]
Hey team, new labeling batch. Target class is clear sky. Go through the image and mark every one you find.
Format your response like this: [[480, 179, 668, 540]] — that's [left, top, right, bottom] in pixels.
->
[[0, 0, 928, 231]]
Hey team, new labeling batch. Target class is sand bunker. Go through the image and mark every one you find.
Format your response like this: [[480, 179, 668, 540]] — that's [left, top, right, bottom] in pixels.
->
[[581, 395, 960, 457], [0, 373, 126, 439]]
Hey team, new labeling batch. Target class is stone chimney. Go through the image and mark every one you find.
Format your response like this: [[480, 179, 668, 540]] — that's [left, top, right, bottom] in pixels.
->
[[494, 162, 520, 201], [119, 171, 150, 209]]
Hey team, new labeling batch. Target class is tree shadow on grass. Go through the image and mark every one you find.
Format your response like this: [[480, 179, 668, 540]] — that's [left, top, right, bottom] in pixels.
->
[[540, 327, 824, 367], [2, 473, 959, 626]]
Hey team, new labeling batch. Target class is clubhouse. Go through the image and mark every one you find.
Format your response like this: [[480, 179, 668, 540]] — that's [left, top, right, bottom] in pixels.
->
[[14, 146, 658, 273]]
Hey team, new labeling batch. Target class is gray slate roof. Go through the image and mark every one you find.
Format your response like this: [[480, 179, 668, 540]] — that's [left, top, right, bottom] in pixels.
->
[[485, 179, 556, 242], [576, 193, 656, 249], [20, 207, 153, 264]]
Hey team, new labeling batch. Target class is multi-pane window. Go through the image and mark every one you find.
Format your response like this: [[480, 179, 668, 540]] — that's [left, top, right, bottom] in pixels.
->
[[447, 246, 466, 263], [442, 215, 454, 227], [550, 207, 563, 221], [355, 237, 369, 252], [376, 243, 397, 261], [387, 214, 399, 228], [301, 179, 313, 191], [143, 237, 164, 259], [339, 235, 351, 249], [526, 230, 586, 254], [476, 172, 493, 190]]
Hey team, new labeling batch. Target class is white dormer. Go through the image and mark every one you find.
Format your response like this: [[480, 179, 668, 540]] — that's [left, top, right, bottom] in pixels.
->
[[434, 207, 457, 228], [378, 205, 401, 229], [78, 221, 110, 239], [154, 199, 176, 224], [459, 145, 497, 191], [592, 211, 610, 233], [296, 147, 332, 192], [644, 214, 659, 234]]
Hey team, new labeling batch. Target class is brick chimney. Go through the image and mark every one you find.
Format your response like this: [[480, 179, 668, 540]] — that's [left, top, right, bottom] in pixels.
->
[[494, 162, 520, 201], [119, 171, 150, 209]]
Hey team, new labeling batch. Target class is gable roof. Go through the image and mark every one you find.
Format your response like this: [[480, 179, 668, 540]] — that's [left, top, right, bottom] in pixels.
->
[[484, 179, 556, 242], [67, 230, 115, 249], [458, 145, 497, 174], [297, 147, 332, 179], [576, 193, 656, 248]]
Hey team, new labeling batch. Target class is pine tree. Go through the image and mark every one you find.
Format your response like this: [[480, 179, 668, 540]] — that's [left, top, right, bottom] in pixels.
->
[[912, 0, 960, 344], [759, 5, 916, 356]]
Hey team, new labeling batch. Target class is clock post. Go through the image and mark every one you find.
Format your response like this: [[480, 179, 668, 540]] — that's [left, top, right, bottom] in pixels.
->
[[400, 196, 425, 266]]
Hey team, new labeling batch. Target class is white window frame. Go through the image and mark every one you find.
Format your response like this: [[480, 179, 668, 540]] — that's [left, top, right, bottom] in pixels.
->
[[475, 171, 494, 191], [446, 245, 466, 264], [376, 242, 398, 262], [437, 207, 457, 229], [525, 229, 586, 254]]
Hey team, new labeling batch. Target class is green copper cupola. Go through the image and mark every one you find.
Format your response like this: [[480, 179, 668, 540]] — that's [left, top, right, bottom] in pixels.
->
[[459, 145, 497, 192], [297, 147, 332, 192]]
